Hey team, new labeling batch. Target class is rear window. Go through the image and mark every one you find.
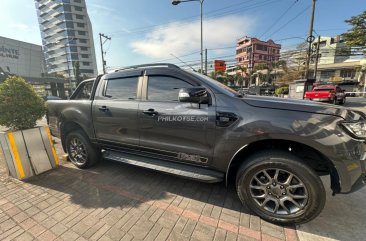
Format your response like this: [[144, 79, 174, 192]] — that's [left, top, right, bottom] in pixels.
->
[[314, 88, 334, 91]]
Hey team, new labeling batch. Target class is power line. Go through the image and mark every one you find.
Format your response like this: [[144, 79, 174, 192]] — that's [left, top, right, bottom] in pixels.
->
[[109, 0, 280, 38], [266, 5, 311, 39], [259, 0, 299, 39]]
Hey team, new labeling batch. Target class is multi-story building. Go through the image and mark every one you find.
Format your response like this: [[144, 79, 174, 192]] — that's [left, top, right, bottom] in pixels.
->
[[236, 36, 281, 71], [0, 36, 66, 98], [281, 35, 364, 82], [34, 0, 97, 91]]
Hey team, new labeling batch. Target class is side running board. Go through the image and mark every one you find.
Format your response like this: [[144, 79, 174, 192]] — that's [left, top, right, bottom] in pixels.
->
[[103, 150, 224, 183]]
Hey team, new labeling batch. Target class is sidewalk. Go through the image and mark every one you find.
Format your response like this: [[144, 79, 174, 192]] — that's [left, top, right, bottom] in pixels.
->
[[0, 136, 298, 241]]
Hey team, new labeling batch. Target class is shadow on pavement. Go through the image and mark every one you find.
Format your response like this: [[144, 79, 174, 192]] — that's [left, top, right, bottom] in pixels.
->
[[25, 160, 251, 215]]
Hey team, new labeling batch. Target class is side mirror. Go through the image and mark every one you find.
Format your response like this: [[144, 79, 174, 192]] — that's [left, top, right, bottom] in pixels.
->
[[179, 87, 209, 104]]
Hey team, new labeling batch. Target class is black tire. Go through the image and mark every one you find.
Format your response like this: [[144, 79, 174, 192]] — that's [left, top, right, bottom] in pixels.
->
[[65, 130, 100, 169], [236, 151, 325, 225], [340, 97, 346, 105], [331, 97, 337, 105]]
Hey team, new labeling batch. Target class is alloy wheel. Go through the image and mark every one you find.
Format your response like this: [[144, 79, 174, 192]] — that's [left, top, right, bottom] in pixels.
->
[[249, 168, 308, 215], [69, 137, 88, 166]]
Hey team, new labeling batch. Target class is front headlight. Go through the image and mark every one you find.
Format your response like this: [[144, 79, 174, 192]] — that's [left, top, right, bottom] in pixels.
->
[[341, 122, 366, 139]]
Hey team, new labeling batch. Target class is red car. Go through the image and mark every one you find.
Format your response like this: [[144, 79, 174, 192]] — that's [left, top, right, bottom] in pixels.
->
[[304, 85, 346, 105]]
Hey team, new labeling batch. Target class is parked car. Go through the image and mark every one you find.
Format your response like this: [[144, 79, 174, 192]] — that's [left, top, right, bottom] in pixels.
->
[[47, 64, 365, 225], [304, 84, 346, 104], [42, 95, 62, 101]]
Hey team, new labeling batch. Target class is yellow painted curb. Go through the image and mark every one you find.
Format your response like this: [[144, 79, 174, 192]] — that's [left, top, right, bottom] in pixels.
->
[[45, 127, 59, 166], [7, 132, 25, 179]]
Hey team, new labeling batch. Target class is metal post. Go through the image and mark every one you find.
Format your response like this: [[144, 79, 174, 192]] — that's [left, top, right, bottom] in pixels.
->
[[200, 0, 204, 74], [64, 44, 72, 95], [205, 48, 207, 75], [314, 36, 321, 80], [99, 33, 105, 74], [305, 0, 316, 79]]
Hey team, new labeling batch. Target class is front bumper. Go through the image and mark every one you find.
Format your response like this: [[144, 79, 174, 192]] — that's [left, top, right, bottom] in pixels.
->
[[346, 173, 366, 193], [338, 152, 366, 194]]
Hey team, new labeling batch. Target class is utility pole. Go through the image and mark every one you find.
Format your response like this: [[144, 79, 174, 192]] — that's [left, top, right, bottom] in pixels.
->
[[205, 48, 208, 75], [314, 36, 321, 80], [99, 33, 111, 74], [305, 0, 316, 79]]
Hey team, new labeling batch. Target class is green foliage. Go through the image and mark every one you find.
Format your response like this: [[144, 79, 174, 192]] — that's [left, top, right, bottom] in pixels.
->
[[74, 61, 82, 86], [254, 64, 268, 72], [0, 76, 46, 130], [275, 86, 289, 95], [343, 10, 366, 51]]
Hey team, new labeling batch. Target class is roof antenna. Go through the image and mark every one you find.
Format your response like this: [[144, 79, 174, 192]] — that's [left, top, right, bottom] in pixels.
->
[[170, 53, 196, 72]]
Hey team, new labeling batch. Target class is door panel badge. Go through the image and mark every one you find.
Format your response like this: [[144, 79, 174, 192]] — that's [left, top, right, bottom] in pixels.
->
[[177, 152, 208, 163]]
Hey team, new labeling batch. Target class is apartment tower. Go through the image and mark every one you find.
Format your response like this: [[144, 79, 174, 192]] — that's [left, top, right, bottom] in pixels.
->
[[35, 0, 97, 91]]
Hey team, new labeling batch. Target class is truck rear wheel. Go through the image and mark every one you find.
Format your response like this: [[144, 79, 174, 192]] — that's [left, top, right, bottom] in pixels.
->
[[236, 151, 325, 225], [66, 130, 100, 169]]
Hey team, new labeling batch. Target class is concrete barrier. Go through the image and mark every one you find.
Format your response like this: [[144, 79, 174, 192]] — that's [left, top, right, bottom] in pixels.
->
[[0, 126, 59, 180]]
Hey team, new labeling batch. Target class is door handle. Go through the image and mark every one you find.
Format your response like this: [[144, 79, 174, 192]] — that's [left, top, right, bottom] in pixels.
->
[[143, 109, 158, 116], [98, 106, 109, 112]]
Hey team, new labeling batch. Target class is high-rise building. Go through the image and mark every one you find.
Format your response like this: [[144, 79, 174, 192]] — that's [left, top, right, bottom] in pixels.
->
[[34, 0, 97, 90]]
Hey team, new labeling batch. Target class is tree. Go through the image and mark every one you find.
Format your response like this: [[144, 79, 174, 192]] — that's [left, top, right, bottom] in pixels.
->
[[73, 61, 82, 86], [0, 76, 46, 130], [343, 10, 366, 53]]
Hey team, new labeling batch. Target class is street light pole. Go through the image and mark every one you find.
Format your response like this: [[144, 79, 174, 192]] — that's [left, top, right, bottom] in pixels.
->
[[200, 0, 203, 74], [172, 0, 204, 74]]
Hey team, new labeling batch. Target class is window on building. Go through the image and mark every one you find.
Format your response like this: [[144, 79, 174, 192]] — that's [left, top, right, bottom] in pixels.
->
[[76, 14, 84, 20], [256, 44, 268, 51], [79, 39, 87, 43], [82, 62, 90, 66], [73, 0, 81, 3], [105, 77, 138, 100], [71, 54, 79, 60], [320, 70, 335, 79], [80, 47, 88, 51], [64, 13, 73, 20], [66, 22, 74, 28], [147, 76, 192, 101], [259, 55, 262, 60], [75, 6, 83, 11], [69, 46, 78, 52], [340, 69, 355, 79], [76, 23, 85, 28], [81, 54, 89, 58], [319, 41, 327, 48], [78, 31, 86, 35], [63, 5, 71, 12], [67, 30, 75, 36], [277, 49, 280, 54]]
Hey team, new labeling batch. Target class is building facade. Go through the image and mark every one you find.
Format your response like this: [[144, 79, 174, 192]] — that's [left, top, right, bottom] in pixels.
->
[[34, 0, 97, 89], [236, 37, 281, 71], [280, 35, 364, 83], [0, 36, 67, 98]]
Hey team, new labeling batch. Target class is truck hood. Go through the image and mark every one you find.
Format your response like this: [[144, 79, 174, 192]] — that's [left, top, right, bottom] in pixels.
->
[[242, 96, 364, 121]]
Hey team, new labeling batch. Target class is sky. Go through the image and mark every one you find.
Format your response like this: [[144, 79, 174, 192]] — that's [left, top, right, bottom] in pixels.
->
[[1, 0, 365, 73]]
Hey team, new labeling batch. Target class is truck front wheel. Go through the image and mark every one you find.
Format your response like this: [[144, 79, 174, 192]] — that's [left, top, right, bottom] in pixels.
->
[[236, 151, 325, 225], [65, 130, 100, 169]]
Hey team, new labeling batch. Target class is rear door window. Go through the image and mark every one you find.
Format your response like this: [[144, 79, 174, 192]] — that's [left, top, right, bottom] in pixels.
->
[[105, 77, 139, 100]]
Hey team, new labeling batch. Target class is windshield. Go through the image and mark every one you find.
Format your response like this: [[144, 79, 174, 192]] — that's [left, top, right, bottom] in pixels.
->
[[189, 71, 241, 97]]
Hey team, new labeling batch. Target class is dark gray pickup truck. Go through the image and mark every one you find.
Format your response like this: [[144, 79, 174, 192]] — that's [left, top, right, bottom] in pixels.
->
[[47, 63, 366, 224]]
